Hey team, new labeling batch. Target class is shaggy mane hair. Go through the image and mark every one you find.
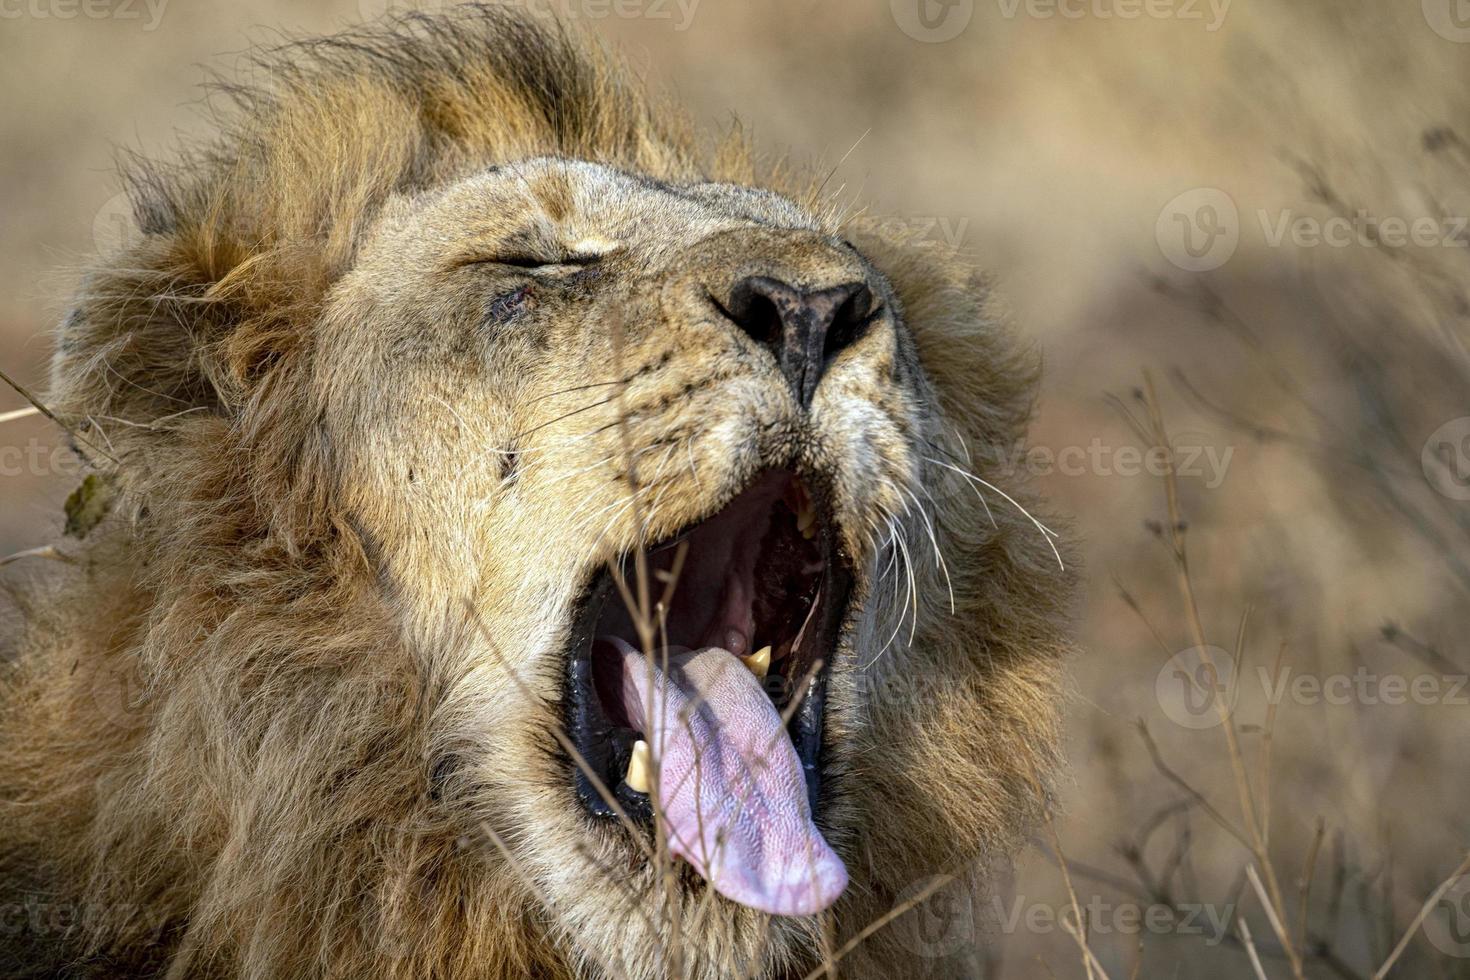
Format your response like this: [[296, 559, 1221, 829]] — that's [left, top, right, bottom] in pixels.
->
[[1, 7, 1071, 978], [67, 7, 709, 436]]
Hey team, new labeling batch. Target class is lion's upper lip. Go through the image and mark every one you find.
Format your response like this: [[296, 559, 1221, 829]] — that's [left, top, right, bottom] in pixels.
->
[[562, 468, 853, 877]]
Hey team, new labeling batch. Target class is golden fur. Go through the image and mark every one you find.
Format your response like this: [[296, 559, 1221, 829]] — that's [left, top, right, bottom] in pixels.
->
[[0, 8, 1073, 977]]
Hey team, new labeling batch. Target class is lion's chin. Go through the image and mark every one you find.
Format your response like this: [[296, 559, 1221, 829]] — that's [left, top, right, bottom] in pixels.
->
[[562, 468, 854, 915]]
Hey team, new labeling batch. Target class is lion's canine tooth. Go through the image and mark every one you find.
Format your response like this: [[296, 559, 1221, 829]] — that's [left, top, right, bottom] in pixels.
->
[[792, 483, 817, 538], [797, 501, 817, 538], [739, 645, 771, 679], [625, 740, 652, 794]]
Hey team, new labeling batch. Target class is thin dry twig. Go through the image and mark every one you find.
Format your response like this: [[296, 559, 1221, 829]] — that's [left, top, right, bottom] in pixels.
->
[[460, 599, 655, 862], [1238, 916, 1271, 980], [1138, 372, 1306, 980], [1024, 752, 1104, 980], [480, 822, 631, 980], [1115, 579, 1177, 659], [796, 874, 956, 980], [1258, 641, 1288, 847], [605, 308, 689, 977], [0, 545, 73, 569], [1380, 622, 1466, 676], [0, 364, 117, 464], [1060, 917, 1113, 980], [1373, 851, 1470, 980], [0, 406, 40, 425], [1296, 818, 1326, 958], [1133, 720, 1253, 851], [1248, 864, 1295, 970]]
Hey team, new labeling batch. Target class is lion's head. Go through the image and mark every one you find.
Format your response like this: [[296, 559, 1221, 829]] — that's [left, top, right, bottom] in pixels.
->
[[2, 8, 1072, 978]]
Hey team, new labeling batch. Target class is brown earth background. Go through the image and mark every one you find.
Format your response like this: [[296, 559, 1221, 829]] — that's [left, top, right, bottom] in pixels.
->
[[3, 1, 1470, 976]]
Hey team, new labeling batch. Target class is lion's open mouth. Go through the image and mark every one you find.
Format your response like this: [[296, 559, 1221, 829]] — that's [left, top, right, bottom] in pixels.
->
[[564, 468, 853, 916]]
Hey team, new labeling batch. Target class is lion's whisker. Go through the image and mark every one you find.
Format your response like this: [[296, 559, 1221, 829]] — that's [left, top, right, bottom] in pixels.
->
[[876, 480, 922, 650], [924, 455, 1065, 569], [894, 522, 920, 646], [869, 507, 918, 665], [896, 479, 956, 616], [514, 393, 622, 440]]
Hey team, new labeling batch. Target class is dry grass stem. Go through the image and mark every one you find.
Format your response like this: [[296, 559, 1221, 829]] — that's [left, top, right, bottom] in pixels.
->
[[795, 874, 957, 980], [1140, 372, 1306, 980], [480, 822, 631, 980], [0, 363, 117, 464], [0, 545, 72, 569], [1372, 852, 1470, 980], [1238, 917, 1270, 980], [1025, 752, 1103, 980]]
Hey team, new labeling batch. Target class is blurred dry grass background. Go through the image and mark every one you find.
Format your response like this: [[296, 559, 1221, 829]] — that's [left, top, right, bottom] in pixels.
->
[[4, 0, 1470, 976]]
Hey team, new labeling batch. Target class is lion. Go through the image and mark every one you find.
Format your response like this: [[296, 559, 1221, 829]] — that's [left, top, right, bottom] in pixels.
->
[[0, 8, 1073, 978]]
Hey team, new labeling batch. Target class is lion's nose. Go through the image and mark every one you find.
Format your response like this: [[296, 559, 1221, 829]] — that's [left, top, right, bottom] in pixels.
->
[[724, 276, 874, 409]]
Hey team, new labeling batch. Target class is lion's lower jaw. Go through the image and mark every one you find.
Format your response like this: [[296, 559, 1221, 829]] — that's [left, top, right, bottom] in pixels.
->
[[0, 643, 1047, 980]]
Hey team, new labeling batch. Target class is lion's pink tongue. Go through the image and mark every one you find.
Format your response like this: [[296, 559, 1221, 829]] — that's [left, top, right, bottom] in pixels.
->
[[611, 640, 847, 916]]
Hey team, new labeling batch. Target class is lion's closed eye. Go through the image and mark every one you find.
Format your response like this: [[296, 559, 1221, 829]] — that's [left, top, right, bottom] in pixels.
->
[[456, 251, 603, 271], [449, 234, 621, 273]]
